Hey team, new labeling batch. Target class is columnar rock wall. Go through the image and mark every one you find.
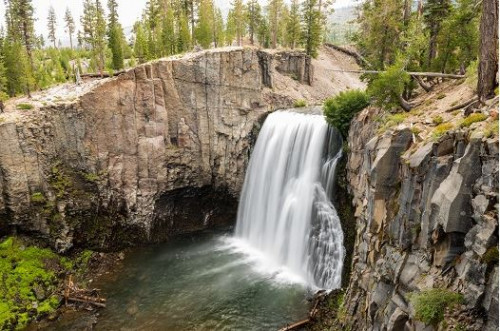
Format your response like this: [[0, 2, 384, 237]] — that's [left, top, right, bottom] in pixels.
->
[[342, 105, 499, 330], [0, 48, 330, 251]]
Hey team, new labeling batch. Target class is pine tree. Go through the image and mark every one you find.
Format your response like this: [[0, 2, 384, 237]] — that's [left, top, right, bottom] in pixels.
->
[[47, 6, 57, 48], [257, 16, 271, 48], [229, 0, 245, 46], [213, 8, 225, 47], [286, 0, 301, 49], [81, 0, 108, 75], [64, 8, 75, 50], [133, 22, 149, 62], [354, 0, 404, 68], [177, 12, 191, 52], [160, 5, 176, 55], [301, 0, 322, 58], [268, 0, 283, 48], [5, 0, 36, 94], [246, 0, 262, 45], [423, 0, 452, 68], [145, 0, 161, 58], [195, 0, 214, 49], [108, 0, 125, 70]]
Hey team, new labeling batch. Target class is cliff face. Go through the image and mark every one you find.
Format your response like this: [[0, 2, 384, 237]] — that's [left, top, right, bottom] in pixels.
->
[[0, 47, 362, 252], [342, 84, 499, 330]]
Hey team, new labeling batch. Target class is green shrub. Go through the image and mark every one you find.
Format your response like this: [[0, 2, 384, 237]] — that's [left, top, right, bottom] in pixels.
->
[[367, 57, 410, 109], [0, 237, 69, 329], [323, 89, 370, 137], [437, 93, 446, 99], [31, 192, 46, 204], [482, 246, 499, 265], [460, 113, 488, 128], [431, 122, 454, 140], [16, 103, 34, 110], [293, 99, 307, 108], [432, 115, 444, 125], [409, 288, 464, 325], [484, 121, 499, 138]]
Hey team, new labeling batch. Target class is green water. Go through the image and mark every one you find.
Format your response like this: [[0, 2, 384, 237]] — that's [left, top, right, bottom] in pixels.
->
[[64, 230, 311, 330]]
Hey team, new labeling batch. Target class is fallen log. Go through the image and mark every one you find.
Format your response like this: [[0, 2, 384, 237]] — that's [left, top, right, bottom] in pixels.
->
[[413, 75, 434, 92], [445, 97, 479, 112], [329, 69, 465, 79], [278, 318, 311, 331], [324, 43, 372, 68], [67, 296, 107, 308], [81, 70, 126, 79]]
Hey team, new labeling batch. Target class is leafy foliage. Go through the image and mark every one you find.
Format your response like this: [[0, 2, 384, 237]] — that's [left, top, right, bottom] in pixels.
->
[[409, 289, 464, 325], [323, 89, 370, 137], [367, 58, 410, 109], [460, 113, 488, 128]]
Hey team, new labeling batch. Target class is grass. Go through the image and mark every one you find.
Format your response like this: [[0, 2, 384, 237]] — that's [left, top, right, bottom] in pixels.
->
[[482, 246, 499, 265], [484, 121, 499, 138], [377, 112, 409, 133], [293, 99, 307, 108], [0, 237, 64, 329], [460, 113, 488, 128], [31, 192, 46, 204], [0, 237, 96, 329], [409, 288, 464, 325], [16, 103, 34, 110], [431, 122, 454, 140], [432, 115, 444, 125]]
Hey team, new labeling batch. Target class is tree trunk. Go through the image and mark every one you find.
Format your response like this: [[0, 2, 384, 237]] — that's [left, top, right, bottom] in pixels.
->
[[399, 95, 413, 112], [477, 0, 499, 103], [69, 33, 73, 50]]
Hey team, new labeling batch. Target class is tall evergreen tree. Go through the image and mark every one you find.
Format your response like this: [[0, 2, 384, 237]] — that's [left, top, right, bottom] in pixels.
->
[[133, 22, 149, 62], [177, 12, 192, 52], [195, 0, 214, 49], [5, 0, 36, 94], [160, 5, 176, 55], [64, 8, 75, 50], [286, 0, 301, 49], [47, 6, 57, 48], [81, 0, 107, 75], [108, 0, 125, 70], [212, 8, 225, 47], [301, 0, 322, 58], [423, 0, 451, 68], [246, 0, 262, 45], [268, 0, 283, 48], [229, 0, 245, 46]]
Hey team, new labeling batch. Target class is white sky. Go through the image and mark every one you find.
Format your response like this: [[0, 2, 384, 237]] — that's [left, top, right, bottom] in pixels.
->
[[0, 0, 357, 45]]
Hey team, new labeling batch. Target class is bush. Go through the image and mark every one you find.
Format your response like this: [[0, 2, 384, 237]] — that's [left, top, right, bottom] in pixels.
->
[[293, 99, 307, 108], [432, 115, 444, 125], [323, 89, 370, 137], [432, 122, 454, 140], [30, 192, 46, 204], [409, 288, 464, 325], [367, 57, 410, 110], [16, 103, 33, 110], [460, 113, 488, 128]]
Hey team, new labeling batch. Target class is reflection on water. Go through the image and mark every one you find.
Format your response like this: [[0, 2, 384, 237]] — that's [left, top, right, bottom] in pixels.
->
[[52, 230, 311, 331]]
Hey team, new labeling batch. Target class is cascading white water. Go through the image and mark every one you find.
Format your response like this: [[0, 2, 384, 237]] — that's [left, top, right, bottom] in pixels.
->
[[234, 111, 345, 289]]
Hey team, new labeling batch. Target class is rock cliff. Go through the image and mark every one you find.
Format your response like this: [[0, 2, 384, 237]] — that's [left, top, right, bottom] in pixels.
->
[[0, 47, 362, 252], [340, 82, 499, 330]]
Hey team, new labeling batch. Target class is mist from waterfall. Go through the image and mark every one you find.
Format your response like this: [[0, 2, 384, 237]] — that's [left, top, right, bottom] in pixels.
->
[[234, 111, 345, 289]]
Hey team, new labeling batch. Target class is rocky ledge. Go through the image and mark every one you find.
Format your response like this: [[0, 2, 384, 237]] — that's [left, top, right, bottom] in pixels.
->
[[340, 82, 499, 330], [0, 46, 361, 252]]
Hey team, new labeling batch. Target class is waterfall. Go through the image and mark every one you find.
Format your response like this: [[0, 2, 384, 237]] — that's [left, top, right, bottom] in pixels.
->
[[234, 111, 345, 289]]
